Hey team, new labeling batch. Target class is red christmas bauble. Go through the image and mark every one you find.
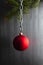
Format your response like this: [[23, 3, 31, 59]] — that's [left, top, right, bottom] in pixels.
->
[[13, 33, 30, 51]]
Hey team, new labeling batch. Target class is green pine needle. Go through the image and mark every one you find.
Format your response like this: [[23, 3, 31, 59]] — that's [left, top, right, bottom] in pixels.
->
[[1, 0, 40, 19]]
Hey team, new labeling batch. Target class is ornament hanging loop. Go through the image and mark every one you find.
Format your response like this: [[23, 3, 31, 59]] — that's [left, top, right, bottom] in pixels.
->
[[19, 0, 23, 33]]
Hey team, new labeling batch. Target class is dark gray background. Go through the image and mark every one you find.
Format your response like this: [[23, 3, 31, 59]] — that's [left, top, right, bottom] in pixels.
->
[[0, 1, 43, 65]]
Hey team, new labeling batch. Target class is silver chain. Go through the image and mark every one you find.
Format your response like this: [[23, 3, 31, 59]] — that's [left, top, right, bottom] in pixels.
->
[[19, 0, 23, 33]]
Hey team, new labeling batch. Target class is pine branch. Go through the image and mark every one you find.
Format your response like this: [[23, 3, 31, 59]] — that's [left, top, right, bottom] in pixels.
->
[[0, 0, 40, 19]]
